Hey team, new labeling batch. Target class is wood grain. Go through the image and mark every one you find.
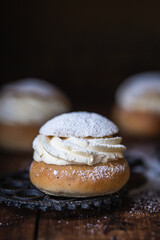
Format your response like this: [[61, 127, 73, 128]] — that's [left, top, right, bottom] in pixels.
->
[[0, 205, 37, 240], [37, 210, 160, 240]]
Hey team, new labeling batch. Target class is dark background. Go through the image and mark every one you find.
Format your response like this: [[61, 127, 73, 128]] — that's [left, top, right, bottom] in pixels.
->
[[2, 0, 160, 107]]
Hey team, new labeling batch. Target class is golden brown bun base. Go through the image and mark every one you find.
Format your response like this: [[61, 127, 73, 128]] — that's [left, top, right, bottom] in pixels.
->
[[0, 123, 40, 151], [112, 105, 160, 137], [29, 159, 130, 197]]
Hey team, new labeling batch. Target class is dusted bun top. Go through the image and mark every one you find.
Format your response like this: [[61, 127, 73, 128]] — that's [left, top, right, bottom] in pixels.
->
[[116, 72, 160, 112], [2, 78, 65, 97], [40, 111, 119, 137]]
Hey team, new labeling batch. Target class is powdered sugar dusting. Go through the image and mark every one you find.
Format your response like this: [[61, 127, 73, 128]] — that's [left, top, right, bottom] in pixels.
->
[[59, 164, 126, 182], [53, 170, 58, 175], [125, 142, 160, 214], [40, 112, 118, 137]]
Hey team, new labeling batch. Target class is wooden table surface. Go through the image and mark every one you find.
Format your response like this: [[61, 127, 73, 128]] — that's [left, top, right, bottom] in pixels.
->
[[0, 140, 160, 240]]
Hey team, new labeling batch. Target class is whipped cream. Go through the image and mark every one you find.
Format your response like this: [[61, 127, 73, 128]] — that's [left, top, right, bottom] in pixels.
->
[[0, 78, 70, 125], [116, 72, 160, 113], [33, 134, 126, 166]]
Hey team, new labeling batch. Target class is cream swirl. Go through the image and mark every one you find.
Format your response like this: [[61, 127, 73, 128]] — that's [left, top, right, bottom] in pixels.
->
[[0, 95, 69, 125], [33, 134, 126, 166], [0, 78, 70, 125]]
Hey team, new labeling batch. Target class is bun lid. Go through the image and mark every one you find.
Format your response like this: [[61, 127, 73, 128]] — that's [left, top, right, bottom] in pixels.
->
[[40, 112, 119, 138], [116, 71, 160, 101], [2, 78, 65, 98]]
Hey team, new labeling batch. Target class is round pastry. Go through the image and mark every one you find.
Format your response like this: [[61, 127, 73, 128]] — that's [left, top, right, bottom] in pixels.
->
[[112, 72, 160, 137], [0, 78, 71, 151], [30, 112, 130, 197]]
